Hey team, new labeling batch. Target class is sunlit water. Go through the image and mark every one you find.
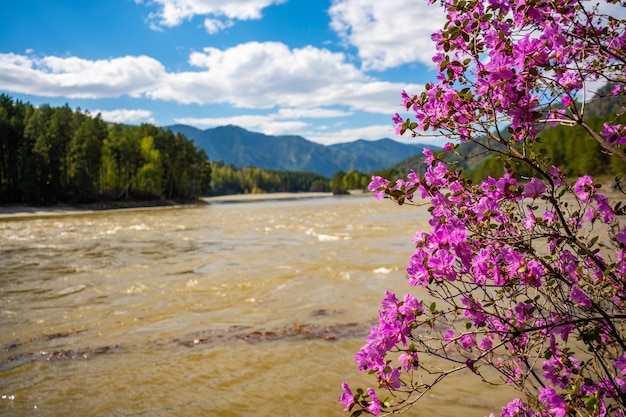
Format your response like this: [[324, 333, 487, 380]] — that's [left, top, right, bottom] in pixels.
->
[[0, 195, 515, 416]]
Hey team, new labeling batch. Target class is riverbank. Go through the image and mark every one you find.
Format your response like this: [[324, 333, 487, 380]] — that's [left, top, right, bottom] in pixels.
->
[[201, 191, 335, 204], [0, 199, 204, 220], [0, 191, 365, 220]]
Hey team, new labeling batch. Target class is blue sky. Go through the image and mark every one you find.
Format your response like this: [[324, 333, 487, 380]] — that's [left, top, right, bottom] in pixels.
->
[[0, 0, 448, 145]]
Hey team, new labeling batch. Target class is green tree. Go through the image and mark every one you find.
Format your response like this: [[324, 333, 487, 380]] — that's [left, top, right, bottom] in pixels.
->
[[136, 135, 163, 196], [69, 116, 107, 201]]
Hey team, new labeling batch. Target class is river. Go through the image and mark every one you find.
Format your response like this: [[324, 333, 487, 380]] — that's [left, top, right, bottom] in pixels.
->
[[0, 194, 515, 416]]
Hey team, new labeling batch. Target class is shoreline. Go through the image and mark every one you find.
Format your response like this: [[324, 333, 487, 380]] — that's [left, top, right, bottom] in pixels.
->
[[0, 191, 366, 220]]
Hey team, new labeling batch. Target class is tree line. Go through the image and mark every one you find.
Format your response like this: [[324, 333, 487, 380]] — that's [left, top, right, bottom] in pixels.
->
[[209, 162, 330, 195], [0, 94, 379, 204], [208, 163, 374, 195], [0, 94, 211, 204]]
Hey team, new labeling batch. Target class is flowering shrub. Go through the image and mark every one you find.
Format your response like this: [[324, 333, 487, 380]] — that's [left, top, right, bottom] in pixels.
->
[[342, 0, 626, 416]]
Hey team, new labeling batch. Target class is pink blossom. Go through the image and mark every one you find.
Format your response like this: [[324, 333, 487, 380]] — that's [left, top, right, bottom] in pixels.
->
[[460, 333, 476, 349], [368, 176, 389, 200], [479, 335, 493, 350], [561, 95, 572, 106], [538, 387, 567, 417], [573, 175, 594, 203], [601, 123, 626, 145], [523, 206, 536, 229], [398, 352, 420, 371], [339, 383, 354, 412], [366, 388, 381, 416], [570, 285, 592, 307], [615, 356, 626, 375], [523, 178, 547, 199]]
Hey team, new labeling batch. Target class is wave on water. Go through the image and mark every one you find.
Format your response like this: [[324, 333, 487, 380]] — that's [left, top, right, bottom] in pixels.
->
[[305, 228, 350, 242]]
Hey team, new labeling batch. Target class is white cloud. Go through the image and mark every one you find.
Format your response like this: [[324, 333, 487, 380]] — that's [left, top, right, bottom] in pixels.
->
[[151, 41, 422, 113], [307, 123, 445, 146], [92, 109, 156, 124], [176, 114, 309, 135], [204, 18, 234, 34], [275, 108, 352, 119], [0, 42, 422, 119], [175, 106, 351, 135], [328, 0, 445, 71], [307, 124, 397, 145], [146, 0, 285, 32], [0, 53, 165, 98]]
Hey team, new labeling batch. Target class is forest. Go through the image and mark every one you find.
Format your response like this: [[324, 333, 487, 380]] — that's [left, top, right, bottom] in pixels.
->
[[471, 113, 626, 182], [0, 94, 211, 204], [0, 94, 377, 204], [208, 163, 375, 195]]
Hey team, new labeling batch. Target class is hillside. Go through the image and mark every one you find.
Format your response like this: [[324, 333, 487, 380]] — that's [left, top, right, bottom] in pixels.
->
[[166, 124, 434, 178], [389, 83, 625, 180]]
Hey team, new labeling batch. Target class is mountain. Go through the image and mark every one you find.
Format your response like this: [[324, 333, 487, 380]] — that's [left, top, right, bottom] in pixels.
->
[[166, 124, 434, 177]]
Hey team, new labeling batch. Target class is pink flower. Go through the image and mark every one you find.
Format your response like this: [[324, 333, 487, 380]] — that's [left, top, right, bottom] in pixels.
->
[[573, 175, 594, 203], [339, 383, 354, 412], [380, 368, 401, 389], [460, 333, 476, 349], [399, 352, 420, 371], [613, 84, 622, 95], [523, 206, 536, 229], [366, 388, 381, 416], [523, 177, 547, 199], [615, 355, 626, 375], [368, 176, 389, 200], [561, 95, 573, 106], [570, 285, 592, 307], [616, 227, 626, 246], [479, 335, 493, 350], [601, 123, 626, 145], [538, 387, 567, 417], [594, 194, 614, 223]]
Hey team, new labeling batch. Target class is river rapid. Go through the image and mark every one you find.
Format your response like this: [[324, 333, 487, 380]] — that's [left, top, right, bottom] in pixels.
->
[[0, 194, 515, 416]]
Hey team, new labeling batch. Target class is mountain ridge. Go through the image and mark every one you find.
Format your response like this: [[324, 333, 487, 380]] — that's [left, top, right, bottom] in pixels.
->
[[166, 124, 437, 177]]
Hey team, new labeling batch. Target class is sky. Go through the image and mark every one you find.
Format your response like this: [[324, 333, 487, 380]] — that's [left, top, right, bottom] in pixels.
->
[[0, 0, 448, 146]]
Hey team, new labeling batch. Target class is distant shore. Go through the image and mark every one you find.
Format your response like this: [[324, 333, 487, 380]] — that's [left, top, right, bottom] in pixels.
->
[[0, 191, 365, 220], [200, 191, 335, 204]]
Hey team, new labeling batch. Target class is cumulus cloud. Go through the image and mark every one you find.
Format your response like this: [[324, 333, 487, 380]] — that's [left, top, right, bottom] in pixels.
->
[[178, 115, 309, 136], [175, 107, 351, 136], [275, 108, 352, 119], [146, 0, 285, 33], [92, 109, 156, 124], [150, 41, 422, 113], [204, 18, 234, 34], [0, 53, 165, 99], [0, 41, 422, 119], [307, 124, 398, 146], [328, 0, 445, 71]]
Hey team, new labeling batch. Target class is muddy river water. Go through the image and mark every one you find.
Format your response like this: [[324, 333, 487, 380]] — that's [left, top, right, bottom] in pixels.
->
[[0, 195, 515, 416]]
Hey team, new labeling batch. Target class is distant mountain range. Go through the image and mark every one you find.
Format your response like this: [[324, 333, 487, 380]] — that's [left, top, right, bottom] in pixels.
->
[[166, 124, 435, 177]]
